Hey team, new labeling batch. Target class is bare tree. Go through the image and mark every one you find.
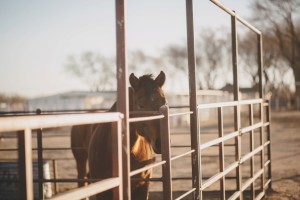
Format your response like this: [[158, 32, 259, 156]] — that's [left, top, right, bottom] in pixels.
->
[[65, 50, 162, 92], [65, 52, 116, 91], [251, 0, 300, 109], [199, 29, 227, 89], [239, 32, 259, 87]]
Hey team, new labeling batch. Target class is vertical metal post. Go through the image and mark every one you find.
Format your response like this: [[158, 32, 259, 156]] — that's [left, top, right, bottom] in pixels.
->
[[257, 34, 265, 192], [231, 12, 242, 199], [36, 109, 44, 200], [115, 0, 130, 199], [160, 105, 173, 200], [18, 129, 34, 200], [258, 34, 264, 99], [266, 100, 272, 190], [52, 159, 59, 194], [249, 104, 255, 199], [186, 0, 200, 199], [218, 107, 225, 200], [112, 119, 123, 200]]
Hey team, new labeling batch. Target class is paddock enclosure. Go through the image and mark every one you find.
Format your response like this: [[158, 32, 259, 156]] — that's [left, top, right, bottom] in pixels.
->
[[0, 0, 272, 200]]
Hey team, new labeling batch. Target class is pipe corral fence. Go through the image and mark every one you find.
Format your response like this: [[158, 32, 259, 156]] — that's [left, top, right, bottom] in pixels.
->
[[0, 0, 271, 199]]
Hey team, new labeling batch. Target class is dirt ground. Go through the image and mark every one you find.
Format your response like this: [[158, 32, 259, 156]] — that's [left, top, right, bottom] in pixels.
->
[[264, 111, 300, 200], [0, 110, 299, 199]]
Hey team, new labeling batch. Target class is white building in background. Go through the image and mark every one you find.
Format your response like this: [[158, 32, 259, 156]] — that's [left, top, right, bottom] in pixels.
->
[[27, 91, 116, 111]]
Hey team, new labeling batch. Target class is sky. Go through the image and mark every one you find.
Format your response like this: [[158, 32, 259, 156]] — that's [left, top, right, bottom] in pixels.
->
[[0, 0, 253, 98]]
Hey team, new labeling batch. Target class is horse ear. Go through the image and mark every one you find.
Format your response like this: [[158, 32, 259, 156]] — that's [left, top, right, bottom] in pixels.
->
[[155, 71, 166, 87], [129, 73, 139, 89]]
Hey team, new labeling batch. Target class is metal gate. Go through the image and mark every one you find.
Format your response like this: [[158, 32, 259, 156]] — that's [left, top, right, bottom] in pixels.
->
[[0, 0, 271, 199]]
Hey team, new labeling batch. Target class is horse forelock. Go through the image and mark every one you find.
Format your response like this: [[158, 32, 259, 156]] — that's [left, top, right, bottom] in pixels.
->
[[137, 74, 164, 96]]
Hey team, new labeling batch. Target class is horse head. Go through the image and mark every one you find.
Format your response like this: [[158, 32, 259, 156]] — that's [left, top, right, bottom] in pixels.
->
[[129, 71, 167, 154]]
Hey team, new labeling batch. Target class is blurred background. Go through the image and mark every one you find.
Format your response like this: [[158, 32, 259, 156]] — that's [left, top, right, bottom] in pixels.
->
[[1, 0, 299, 112]]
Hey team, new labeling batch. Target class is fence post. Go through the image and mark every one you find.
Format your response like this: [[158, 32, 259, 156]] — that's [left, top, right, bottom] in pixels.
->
[[249, 104, 255, 199], [36, 108, 44, 200], [266, 100, 272, 190], [115, 0, 130, 199], [18, 129, 34, 200], [112, 119, 123, 200], [231, 12, 243, 199], [52, 159, 59, 194], [160, 105, 172, 200], [217, 107, 225, 200], [185, 0, 200, 199], [257, 33, 266, 193]]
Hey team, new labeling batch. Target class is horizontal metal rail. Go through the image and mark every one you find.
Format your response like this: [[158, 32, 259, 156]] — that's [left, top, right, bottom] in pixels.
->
[[169, 111, 193, 117], [209, 0, 262, 34], [129, 160, 166, 177], [171, 150, 195, 161], [129, 111, 161, 117], [50, 177, 121, 200], [197, 99, 264, 110], [255, 191, 265, 200], [239, 99, 263, 105], [200, 131, 239, 150], [201, 161, 239, 191], [174, 188, 196, 200], [241, 122, 263, 134], [241, 169, 263, 191], [0, 112, 123, 132], [128, 114, 164, 123], [198, 101, 238, 109], [228, 191, 240, 200], [240, 141, 270, 164]]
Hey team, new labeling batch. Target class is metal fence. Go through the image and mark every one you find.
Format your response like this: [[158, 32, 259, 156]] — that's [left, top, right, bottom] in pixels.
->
[[0, 113, 124, 200], [0, 0, 272, 199]]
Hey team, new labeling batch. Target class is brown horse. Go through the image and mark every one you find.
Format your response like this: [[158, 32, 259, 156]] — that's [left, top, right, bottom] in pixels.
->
[[88, 71, 167, 200], [71, 72, 166, 199], [71, 124, 94, 187]]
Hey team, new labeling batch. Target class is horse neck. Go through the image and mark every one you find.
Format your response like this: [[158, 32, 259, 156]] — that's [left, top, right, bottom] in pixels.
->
[[130, 130, 154, 162]]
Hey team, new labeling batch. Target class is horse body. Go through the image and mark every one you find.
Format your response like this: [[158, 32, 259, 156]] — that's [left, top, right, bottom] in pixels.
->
[[71, 124, 94, 187], [71, 71, 167, 200]]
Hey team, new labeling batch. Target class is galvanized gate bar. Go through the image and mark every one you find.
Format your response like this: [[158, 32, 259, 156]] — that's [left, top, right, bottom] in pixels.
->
[[218, 107, 226, 200], [174, 188, 196, 200], [186, 0, 200, 199], [128, 114, 164, 123], [0, 113, 123, 132], [266, 101, 272, 189], [249, 104, 255, 199], [231, 12, 243, 199], [129, 161, 166, 177], [201, 161, 239, 190], [171, 150, 195, 161], [36, 109, 44, 200], [200, 131, 239, 150], [112, 121, 123, 200], [115, 0, 130, 199], [160, 105, 173, 200], [258, 33, 266, 193], [50, 177, 121, 200], [18, 129, 34, 200]]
